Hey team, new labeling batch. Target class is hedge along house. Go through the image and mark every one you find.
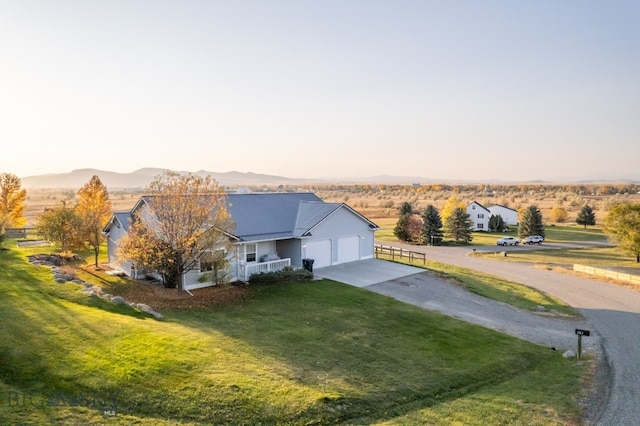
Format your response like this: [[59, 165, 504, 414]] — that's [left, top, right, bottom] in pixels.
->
[[104, 192, 379, 291]]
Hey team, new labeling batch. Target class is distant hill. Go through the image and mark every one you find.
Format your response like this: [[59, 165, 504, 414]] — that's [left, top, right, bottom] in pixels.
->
[[19, 168, 640, 189], [21, 168, 312, 189]]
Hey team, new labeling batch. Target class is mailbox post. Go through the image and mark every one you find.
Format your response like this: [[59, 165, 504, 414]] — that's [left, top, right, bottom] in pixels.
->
[[575, 329, 590, 359]]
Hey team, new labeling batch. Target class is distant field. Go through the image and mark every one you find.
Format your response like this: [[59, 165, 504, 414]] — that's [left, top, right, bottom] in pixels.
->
[[20, 183, 640, 227]]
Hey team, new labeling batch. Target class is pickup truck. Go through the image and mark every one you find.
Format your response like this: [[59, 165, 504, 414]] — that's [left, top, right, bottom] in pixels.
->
[[496, 237, 520, 246]]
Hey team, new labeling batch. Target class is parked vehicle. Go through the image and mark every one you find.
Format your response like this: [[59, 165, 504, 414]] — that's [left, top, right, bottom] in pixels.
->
[[496, 236, 520, 246], [523, 235, 544, 245]]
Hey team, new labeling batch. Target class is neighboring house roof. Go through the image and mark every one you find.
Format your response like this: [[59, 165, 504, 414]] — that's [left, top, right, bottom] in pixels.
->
[[467, 201, 491, 212], [488, 204, 517, 212]]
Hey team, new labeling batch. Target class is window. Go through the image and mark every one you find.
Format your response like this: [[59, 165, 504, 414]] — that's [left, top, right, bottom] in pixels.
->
[[200, 248, 228, 271], [478, 214, 484, 219], [477, 223, 484, 229], [200, 260, 213, 272], [245, 243, 257, 262]]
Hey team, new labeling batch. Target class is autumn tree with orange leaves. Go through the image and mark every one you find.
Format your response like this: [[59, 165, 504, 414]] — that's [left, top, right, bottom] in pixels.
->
[[118, 171, 233, 291], [76, 175, 113, 268]]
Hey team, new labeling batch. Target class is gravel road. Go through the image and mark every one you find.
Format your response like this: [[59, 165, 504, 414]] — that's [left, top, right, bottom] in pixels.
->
[[379, 241, 640, 425]]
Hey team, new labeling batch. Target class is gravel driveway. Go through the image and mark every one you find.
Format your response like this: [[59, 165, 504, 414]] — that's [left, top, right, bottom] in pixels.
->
[[365, 270, 598, 354], [376, 241, 640, 425]]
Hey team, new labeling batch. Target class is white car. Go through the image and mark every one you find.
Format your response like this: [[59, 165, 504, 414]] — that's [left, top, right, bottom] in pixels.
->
[[523, 235, 544, 245], [496, 237, 520, 246]]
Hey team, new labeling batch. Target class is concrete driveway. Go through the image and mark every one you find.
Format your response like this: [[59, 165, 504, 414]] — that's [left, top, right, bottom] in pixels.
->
[[313, 258, 423, 287]]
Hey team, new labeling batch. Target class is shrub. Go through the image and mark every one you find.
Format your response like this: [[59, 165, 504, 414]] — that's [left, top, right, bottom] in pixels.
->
[[249, 268, 313, 285]]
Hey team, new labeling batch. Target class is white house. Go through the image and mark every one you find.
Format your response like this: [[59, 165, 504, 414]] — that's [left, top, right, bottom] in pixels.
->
[[466, 201, 491, 231], [103, 192, 379, 290], [488, 204, 518, 226]]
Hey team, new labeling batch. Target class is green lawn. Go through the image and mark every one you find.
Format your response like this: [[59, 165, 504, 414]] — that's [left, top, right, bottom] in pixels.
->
[[0, 242, 587, 424], [479, 246, 640, 271]]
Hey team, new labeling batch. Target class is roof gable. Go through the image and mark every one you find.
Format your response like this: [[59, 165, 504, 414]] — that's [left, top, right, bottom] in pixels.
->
[[468, 201, 490, 213], [294, 201, 341, 237], [103, 212, 132, 233]]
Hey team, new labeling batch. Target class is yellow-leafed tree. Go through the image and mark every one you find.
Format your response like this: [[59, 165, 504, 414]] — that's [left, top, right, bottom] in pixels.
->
[[118, 171, 233, 291], [76, 175, 113, 268], [0, 173, 27, 239], [440, 193, 465, 225]]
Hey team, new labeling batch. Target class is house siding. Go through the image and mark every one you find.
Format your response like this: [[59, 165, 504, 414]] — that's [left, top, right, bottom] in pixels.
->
[[488, 205, 518, 225], [106, 220, 133, 274], [303, 206, 375, 265], [466, 202, 491, 231]]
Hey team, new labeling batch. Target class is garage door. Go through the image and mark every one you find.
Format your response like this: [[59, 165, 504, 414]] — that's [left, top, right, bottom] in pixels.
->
[[337, 235, 360, 264], [305, 239, 332, 268]]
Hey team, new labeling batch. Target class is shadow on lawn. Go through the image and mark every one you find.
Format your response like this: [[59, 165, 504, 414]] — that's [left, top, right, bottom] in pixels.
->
[[0, 250, 146, 390], [167, 280, 566, 424]]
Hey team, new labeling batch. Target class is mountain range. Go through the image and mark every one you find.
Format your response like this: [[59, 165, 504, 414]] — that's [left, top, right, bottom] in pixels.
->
[[20, 168, 313, 189], [20, 168, 640, 189]]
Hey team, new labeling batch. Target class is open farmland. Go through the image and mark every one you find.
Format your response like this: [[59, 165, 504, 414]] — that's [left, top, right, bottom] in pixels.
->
[[21, 183, 640, 227], [310, 183, 640, 224]]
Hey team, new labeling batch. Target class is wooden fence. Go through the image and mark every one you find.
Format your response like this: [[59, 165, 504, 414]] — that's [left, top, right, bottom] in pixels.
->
[[573, 264, 640, 286], [374, 244, 426, 264]]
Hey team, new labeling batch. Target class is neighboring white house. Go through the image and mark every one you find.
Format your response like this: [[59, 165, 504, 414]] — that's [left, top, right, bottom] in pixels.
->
[[488, 204, 518, 226], [466, 201, 491, 231], [103, 192, 379, 290]]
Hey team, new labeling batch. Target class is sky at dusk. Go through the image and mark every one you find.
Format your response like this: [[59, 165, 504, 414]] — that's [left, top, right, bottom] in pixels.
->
[[1, 1, 639, 182]]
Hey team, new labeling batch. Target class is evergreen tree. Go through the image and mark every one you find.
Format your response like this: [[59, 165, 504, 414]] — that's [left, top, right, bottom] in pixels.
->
[[393, 202, 414, 242], [421, 204, 443, 245], [519, 205, 545, 238], [576, 205, 596, 229], [488, 214, 505, 232], [444, 207, 473, 244]]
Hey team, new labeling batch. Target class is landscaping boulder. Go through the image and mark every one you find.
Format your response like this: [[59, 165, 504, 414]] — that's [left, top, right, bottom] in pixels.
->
[[111, 296, 126, 305], [136, 303, 164, 319]]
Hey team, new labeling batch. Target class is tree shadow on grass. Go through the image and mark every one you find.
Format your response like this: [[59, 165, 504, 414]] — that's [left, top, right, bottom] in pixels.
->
[[165, 280, 578, 424]]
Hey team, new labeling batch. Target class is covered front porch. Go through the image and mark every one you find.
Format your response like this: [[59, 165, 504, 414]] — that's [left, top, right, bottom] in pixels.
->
[[239, 258, 291, 281]]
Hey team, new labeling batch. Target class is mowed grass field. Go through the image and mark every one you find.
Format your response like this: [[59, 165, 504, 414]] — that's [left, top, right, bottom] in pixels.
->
[[0, 242, 587, 425]]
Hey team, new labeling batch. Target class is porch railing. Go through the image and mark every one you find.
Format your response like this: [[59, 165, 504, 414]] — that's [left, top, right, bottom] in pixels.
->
[[241, 258, 291, 281]]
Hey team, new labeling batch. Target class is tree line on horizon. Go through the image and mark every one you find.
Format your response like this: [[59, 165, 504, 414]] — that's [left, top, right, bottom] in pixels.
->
[[2, 171, 640, 268]]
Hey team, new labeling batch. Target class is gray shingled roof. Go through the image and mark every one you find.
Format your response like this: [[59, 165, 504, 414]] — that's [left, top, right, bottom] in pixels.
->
[[103, 211, 133, 233], [105, 192, 376, 242], [226, 192, 324, 241]]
